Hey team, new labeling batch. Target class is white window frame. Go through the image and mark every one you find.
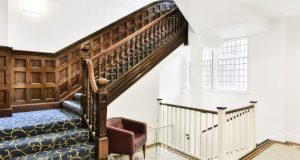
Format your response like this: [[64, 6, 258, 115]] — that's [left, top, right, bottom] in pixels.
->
[[203, 37, 248, 92]]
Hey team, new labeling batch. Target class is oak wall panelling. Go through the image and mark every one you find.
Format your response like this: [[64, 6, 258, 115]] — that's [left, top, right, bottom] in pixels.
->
[[11, 53, 57, 106], [0, 46, 12, 117]]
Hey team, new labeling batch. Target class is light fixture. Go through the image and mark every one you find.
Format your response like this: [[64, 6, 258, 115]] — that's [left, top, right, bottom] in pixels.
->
[[23, 0, 46, 14]]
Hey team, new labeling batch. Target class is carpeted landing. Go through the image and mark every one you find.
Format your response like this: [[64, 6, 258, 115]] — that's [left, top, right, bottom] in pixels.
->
[[0, 93, 95, 160]]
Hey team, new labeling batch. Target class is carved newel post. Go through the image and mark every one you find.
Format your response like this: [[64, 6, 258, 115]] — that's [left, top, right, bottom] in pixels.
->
[[96, 78, 109, 160], [80, 43, 90, 117]]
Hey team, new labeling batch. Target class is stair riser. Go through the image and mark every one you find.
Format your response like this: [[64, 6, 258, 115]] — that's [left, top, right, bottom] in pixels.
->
[[0, 129, 90, 160]]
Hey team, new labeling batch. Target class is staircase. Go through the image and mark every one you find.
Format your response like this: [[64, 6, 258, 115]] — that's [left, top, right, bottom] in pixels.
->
[[0, 94, 94, 160], [0, 0, 188, 159]]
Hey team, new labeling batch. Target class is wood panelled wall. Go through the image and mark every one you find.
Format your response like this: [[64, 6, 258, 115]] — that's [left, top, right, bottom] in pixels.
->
[[0, 47, 12, 117], [12, 52, 57, 104], [0, 0, 175, 114]]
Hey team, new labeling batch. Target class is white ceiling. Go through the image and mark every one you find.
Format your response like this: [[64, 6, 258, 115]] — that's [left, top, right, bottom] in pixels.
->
[[175, 0, 300, 39], [239, 0, 300, 20]]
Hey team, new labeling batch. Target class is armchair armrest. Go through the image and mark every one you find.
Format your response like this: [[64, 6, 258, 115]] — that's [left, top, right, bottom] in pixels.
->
[[107, 126, 135, 154], [122, 118, 147, 134]]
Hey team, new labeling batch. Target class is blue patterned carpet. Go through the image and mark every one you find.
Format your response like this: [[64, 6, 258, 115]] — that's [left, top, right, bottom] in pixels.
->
[[0, 95, 95, 160], [0, 109, 80, 130], [0, 109, 82, 142]]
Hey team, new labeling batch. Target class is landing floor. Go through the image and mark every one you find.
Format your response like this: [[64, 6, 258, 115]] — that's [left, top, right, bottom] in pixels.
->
[[109, 145, 192, 160], [253, 142, 300, 160]]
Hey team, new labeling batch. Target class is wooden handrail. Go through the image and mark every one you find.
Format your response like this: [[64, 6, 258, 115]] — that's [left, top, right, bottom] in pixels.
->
[[91, 8, 178, 61], [202, 105, 254, 133], [85, 59, 99, 93], [226, 105, 254, 114], [160, 103, 218, 114]]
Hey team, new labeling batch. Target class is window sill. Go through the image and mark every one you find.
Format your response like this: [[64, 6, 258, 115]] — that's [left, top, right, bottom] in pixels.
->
[[203, 88, 249, 95]]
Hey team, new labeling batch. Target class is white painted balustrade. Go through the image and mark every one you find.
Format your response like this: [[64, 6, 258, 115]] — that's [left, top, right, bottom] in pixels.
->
[[158, 101, 257, 160]]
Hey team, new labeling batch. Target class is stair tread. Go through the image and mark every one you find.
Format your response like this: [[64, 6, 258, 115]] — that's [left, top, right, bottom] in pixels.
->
[[0, 109, 82, 142], [0, 128, 90, 159], [62, 100, 83, 116], [12, 143, 95, 160]]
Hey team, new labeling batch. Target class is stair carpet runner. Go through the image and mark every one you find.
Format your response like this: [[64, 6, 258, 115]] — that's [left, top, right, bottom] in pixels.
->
[[0, 93, 95, 160]]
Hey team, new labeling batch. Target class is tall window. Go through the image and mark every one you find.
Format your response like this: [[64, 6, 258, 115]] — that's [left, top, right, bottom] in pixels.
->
[[203, 48, 213, 89], [203, 37, 248, 90]]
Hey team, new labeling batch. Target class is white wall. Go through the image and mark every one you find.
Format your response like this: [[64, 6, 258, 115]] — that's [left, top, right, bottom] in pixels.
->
[[0, 0, 8, 45], [159, 45, 186, 104], [201, 21, 288, 143], [7, 0, 154, 52], [108, 44, 190, 122], [108, 66, 159, 123], [285, 18, 300, 143]]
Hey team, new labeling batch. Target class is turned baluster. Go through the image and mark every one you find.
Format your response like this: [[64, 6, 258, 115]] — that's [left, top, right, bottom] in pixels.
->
[[176, 13, 180, 33], [149, 26, 154, 52], [158, 21, 163, 46], [104, 54, 108, 80], [171, 14, 175, 35], [162, 18, 167, 44], [91, 87, 95, 132], [126, 41, 131, 70], [179, 12, 183, 31], [166, 17, 171, 39], [98, 57, 101, 79], [142, 31, 148, 57], [121, 44, 126, 73], [153, 24, 157, 49], [87, 76, 91, 127], [147, 28, 152, 54], [115, 47, 120, 79], [156, 22, 161, 48], [131, 38, 136, 66], [145, 29, 150, 56], [173, 14, 177, 34], [109, 52, 114, 82], [140, 31, 145, 59], [136, 35, 141, 63]]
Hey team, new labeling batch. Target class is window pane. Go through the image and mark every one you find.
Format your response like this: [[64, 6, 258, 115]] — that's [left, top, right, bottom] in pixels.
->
[[218, 37, 248, 90], [203, 48, 213, 89]]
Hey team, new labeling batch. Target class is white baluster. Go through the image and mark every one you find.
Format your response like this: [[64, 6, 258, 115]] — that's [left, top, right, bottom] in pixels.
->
[[217, 107, 227, 160], [250, 101, 257, 150]]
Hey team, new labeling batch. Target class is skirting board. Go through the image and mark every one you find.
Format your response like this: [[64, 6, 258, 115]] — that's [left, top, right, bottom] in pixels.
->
[[286, 134, 300, 144]]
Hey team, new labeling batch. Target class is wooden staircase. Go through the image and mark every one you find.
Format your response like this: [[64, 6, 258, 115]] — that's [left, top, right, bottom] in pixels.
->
[[80, 2, 188, 159], [0, 0, 188, 159]]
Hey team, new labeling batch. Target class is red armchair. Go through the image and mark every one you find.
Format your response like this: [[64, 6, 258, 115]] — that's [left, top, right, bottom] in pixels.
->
[[107, 117, 147, 160]]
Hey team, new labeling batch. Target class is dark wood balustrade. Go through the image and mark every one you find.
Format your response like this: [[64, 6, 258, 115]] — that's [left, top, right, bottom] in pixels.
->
[[89, 7, 188, 103], [81, 3, 188, 159]]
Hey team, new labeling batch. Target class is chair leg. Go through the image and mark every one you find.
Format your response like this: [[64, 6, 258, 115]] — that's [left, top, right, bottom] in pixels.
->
[[129, 155, 133, 160], [143, 144, 146, 159]]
